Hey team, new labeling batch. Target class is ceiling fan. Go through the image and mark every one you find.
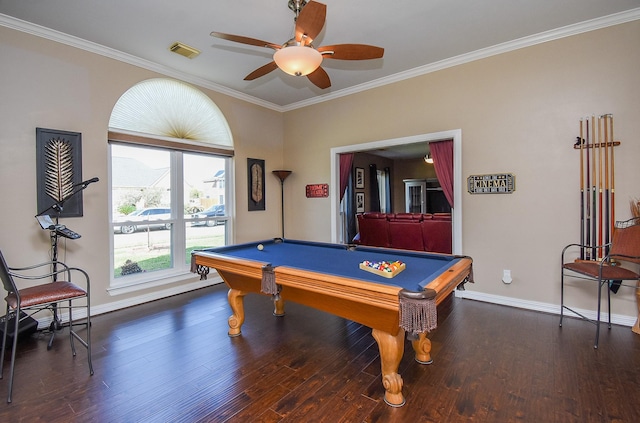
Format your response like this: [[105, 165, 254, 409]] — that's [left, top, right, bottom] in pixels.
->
[[210, 0, 384, 89]]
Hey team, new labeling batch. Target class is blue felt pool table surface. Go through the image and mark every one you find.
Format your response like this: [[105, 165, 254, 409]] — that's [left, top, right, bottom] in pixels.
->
[[196, 239, 464, 292]]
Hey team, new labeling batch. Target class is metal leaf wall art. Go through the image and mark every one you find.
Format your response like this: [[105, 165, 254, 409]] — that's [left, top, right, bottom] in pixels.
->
[[44, 137, 75, 202], [36, 128, 83, 217], [247, 158, 265, 211], [250, 163, 263, 204]]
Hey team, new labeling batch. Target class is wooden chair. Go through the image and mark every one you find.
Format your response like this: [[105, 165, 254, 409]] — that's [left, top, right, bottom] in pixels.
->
[[0, 250, 93, 403], [560, 217, 640, 348]]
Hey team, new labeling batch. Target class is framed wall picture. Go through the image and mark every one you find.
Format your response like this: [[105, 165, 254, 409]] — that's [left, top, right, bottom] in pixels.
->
[[355, 167, 365, 189], [36, 128, 83, 217], [356, 192, 365, 213], [247, 158, 265, 211]]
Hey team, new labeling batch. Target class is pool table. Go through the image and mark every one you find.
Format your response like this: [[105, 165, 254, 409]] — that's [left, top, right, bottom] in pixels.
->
[[192, 239, 472, 407]]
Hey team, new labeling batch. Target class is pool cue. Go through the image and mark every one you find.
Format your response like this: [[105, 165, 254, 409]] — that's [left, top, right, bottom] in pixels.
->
[[591, 115, 597, 260], [603, 115, 610, 253], [598, 116, 603, 257], [585, 117, 591, 260], [579, 120, 585, 260], [609, 114, 615, 239]]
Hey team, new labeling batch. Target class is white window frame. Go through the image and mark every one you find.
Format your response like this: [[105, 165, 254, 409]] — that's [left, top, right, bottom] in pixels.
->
[[107, 134, 234, 295]]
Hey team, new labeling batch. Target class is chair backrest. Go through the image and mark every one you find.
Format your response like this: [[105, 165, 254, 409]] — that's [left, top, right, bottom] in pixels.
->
[[420, 218, 453, 254], [390, 213, 423, 222], [388, 220, 425, 251], [0, 250, 18, 295], [356, 213, 390, 248], [610, 217, 640, 263]]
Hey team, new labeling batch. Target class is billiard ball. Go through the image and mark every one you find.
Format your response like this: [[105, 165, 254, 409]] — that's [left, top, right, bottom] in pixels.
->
[[257, 244, 264, 251]]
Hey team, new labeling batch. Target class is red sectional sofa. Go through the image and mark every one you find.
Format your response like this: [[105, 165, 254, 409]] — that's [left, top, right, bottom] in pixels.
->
[[355, 212, 452, 254]]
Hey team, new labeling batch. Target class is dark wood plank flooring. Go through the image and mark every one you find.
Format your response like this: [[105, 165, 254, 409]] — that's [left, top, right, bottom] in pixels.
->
[[2, 283, 640, 422]]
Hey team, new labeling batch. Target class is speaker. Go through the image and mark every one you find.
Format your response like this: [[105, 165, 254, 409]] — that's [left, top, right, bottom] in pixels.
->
[[0, 312, 38, 346]]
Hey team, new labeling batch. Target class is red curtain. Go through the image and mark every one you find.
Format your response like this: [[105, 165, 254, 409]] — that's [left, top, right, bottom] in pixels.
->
[[430, 140, 454, 208], [339, 153, 354, 200]]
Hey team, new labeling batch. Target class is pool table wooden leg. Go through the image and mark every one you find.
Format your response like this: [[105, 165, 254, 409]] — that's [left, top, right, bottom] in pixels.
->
[[273, 295, 285, 317], [411, 332, 433, 364], [227, 288, 246, 337], [372, 328, 406, 407]]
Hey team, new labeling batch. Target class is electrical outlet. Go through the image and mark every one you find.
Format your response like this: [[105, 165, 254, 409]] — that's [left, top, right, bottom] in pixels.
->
[[502, 269, 512, 284]]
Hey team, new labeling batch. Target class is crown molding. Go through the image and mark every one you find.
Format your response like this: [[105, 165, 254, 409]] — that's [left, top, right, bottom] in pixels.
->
[[3, 8, 639, 112], [283, 7, 640, 111], [0, 13, 284, 112]]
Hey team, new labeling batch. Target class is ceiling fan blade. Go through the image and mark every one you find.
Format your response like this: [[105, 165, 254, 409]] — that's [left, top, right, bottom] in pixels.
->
[[211, 32, 281, 50], [307, 66, 331, 89], [295, 1, 326, 45], [317, 44, 384, 60], [244, 61, 279, 81]]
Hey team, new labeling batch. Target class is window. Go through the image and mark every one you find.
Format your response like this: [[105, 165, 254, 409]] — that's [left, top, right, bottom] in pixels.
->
[[110, 142, 230, 285], [107, 78, 233, 290], [377, 168, 392, 213]]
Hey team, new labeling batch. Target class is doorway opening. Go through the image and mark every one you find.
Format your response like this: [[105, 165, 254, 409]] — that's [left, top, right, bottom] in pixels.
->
[[329, 129, 462, 254]]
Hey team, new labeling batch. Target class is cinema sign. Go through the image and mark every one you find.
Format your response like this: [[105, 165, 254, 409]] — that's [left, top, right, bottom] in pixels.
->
[[467, 173, 515, 194]]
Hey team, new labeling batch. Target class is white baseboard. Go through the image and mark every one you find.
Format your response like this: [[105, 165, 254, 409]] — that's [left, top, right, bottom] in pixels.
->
[[455, 289, 637, 327]]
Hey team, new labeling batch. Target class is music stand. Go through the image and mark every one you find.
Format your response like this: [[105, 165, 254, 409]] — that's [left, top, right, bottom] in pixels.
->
[[35, 177, 97, 348]]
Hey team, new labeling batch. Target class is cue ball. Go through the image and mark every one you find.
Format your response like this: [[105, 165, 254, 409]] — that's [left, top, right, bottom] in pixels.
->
[[257, 244, 264, 251]]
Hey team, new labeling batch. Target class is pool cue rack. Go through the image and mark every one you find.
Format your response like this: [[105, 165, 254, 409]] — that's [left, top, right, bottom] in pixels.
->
[[574, 114, 621, 262], [573, 141, 620, 149]]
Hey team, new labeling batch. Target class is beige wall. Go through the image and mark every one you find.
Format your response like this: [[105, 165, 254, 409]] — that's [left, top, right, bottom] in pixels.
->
[[0, 26, 284, 311], [282, 21, 640, 317], [1, 20, 639, 320]]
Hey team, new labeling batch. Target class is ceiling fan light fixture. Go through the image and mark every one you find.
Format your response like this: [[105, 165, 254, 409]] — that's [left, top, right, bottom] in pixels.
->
[[424, 154, 434, 164], [273, 45, 322, 76]]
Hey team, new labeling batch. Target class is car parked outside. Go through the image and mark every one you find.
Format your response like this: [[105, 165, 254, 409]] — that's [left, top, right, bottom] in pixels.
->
[[114, 207, 172, 234], [191, 204, 225, 227]]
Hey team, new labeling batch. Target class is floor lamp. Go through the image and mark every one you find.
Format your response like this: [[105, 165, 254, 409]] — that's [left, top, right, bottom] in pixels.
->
[[272, 170, 292, 238]]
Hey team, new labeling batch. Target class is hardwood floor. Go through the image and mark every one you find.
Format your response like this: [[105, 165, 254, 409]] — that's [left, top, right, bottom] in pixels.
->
[[1, 283, 639, 422]]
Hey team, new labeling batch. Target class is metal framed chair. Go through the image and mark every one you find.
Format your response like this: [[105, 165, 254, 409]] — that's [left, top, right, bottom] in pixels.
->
[[0, 250, 93, 403], [560, 217, 640, 348]]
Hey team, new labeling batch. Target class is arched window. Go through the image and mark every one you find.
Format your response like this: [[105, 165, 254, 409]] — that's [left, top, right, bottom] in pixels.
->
[[109, 78, 232, 146], [108, 78, 233, 292]]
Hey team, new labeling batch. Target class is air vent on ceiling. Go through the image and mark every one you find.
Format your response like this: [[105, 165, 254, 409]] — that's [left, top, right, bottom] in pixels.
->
[[169, 42, 200, 59]]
